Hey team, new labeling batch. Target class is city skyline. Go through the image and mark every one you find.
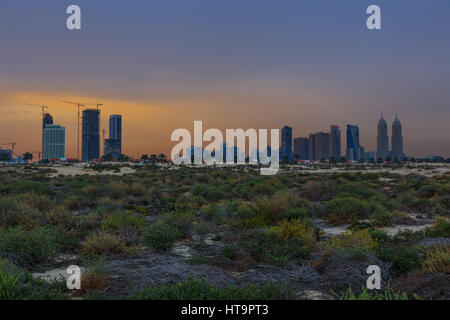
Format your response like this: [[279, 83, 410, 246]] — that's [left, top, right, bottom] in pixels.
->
[[1, 1, 449, 158]]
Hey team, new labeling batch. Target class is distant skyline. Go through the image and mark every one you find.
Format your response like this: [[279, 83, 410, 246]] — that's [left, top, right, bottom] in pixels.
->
[[1, 1, 449, 158]]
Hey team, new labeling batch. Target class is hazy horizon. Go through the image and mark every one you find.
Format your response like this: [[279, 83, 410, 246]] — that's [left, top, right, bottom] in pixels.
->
[[1, 1, 449, 158]]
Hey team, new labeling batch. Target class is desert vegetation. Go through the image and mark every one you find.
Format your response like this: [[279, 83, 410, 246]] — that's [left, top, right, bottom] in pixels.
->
[[0, 163, 448, 300]]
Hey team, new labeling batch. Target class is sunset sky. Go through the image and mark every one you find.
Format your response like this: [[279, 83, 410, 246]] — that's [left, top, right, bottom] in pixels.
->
[[1, 0, 449, 158]]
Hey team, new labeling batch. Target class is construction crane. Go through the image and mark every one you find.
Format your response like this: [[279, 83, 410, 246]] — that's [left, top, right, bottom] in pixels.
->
[[24, 103, 49, 120], [24, 103, 50, 157], [0, 142, 17, 156], [62, 101, 102, 160], [62, 101, 88, 160]]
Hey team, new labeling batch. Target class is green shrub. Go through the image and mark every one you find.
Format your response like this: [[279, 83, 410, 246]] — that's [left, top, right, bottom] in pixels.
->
[[221, 244, 239, 261], [325, 229, 377, 253], [269, 219, 316, 249], [425, 217, 450, 238], [142, 222, 181, 251], [134, 277, 292, 300], [0, 259, 68, 300], [376, 245, 423, 274], [81, 232, 127, 256], [421, 246, 450, 273], [100, 211, 147, 232], [333, 286, 410, 300], [0, 197, 37, 228], [0, 226, 62, 267], [162, 211, 194, 237], [324, 197, 370, 225], [241, 231, 311, 265]]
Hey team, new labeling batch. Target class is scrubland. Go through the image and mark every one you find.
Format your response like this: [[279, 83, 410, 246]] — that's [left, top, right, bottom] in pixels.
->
[[0, 163, 449, 300]]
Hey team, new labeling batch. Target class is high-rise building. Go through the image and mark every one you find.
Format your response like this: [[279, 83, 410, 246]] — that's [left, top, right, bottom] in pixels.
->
[[391, 114, 404, 160], [377, 114, 389, 160], [43, 124, 65, 160], [82, 109, 100, 161], [109, 115, 122, 142], [317, 132, 330, 160], [346, 125, 360, 161], [104, 115, 122, 159], [43, 113, 53, 129], [309, 132, 330, 160], [280, 126, 293, 161], [308, 133, 316, 160], [330, 125, 341, 160], [294, 137, 309, 160]]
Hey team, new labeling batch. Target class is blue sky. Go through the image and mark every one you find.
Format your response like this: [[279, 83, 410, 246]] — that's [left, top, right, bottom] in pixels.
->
[[0, 0, 449, 157]]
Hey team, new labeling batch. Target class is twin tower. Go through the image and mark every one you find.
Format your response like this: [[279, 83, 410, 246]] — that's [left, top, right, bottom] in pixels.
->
[[377, 114, 403, 160]]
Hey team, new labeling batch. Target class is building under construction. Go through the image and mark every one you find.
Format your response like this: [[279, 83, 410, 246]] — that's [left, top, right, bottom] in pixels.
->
[[82, 109, 100, 161]]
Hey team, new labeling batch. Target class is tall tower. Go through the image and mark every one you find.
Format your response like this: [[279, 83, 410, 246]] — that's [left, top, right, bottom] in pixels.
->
[[330, 125, 341, 160], [280, 126, 293, 161], [391, 114, 403, 160], [104, 115, 122, 160], [377, 114, 389, 160], [43, 124, 66, 160], [82, 109, 100, 161], [346, 125, 360, 161]]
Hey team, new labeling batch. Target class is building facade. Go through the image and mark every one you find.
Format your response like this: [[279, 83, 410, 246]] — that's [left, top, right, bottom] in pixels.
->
[[82, 109, 100, 161], [377, 114, 389, 160], [346, 125, 360, 161], [280, 126, 293, 161], [330, 125, 341, 160], [391, 114, 403, 160], [104, 115, 122, 159], [43, 124, 65, 160], [294, 137, 309, 160]]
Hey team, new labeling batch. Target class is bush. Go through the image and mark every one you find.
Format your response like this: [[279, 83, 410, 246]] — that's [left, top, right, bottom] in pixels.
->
[[333, 286, 410, 300], [0, 197, 37, 228], [376, 245, 423, 274], [81, 232, 127, 256], [100, 211, 147, 233], [421, 246, 450, 273], [425, 217, 450, 238], [162, 211, 194, 237], [0, 226, 62, 267], [269, 219, 316, 249], [325, 229, 377, 253], [142, 222, 181, 251], [370, 206, 395, 227], [0, 259, 68, 300], [241, 231, 311, 265], [134, 277, 293, 300], [324, 197, 370, 225], [221, 244, 239, 261]]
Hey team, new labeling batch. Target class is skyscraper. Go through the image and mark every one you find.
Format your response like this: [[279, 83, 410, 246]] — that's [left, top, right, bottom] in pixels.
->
[[109, 115, 122, 143], [308, 132, 330, 160], [346, 125, 360, 161], [82, 109, 100, 161], [391, 114, 403, 160], [294, 137, 309, 160], [377, 114, 389, 160], [43, 124, 65, 160], [280, 126, 293, 161], [104, 115, 122, 159], [330, 125, 341, 160], [43, 113, 53, 129]]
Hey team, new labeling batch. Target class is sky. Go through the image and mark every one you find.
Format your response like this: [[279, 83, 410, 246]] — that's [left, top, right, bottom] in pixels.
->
[[0, 0, 449, 158]]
